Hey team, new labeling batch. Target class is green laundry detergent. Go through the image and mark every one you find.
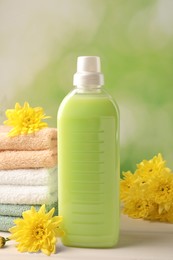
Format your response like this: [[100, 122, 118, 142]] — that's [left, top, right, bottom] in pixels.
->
[[58, 56, 120, 248]]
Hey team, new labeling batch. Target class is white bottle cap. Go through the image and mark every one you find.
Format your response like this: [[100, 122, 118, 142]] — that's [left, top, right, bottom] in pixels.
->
[[73, 56, 104, 87]]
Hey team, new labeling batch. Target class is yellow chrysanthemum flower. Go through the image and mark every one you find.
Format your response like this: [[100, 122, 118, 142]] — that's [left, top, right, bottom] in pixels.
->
[[148, 170, 173, 213], [123, 199, 158, 220], [136, 153, 171, 176], [9, 205, 64, 256], [4, 102, 50, 137], [121, 153, 173, 223], [120, 171, 135, 200], [121, 170, 148, 203]]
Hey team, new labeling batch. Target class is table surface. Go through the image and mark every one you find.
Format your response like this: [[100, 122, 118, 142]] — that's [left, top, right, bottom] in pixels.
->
[[0, 214, 173, 260]]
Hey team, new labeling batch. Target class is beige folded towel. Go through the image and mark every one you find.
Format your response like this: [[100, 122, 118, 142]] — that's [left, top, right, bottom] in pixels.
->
[[0, 125, 57, 151], [0, 148, 57, 170]]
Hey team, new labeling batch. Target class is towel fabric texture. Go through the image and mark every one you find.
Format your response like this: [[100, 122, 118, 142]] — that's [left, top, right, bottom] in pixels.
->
[[0, 167, 57, 186], [0, 125, 57, 170], [0, 215, 17, 231], [0, 126, 57, 151], [0, 149, 57, 170], [0, 186, 57, 204], [0, 203, 58, 231], [0, 202, 58, 217], [0, 125, 58, 232]]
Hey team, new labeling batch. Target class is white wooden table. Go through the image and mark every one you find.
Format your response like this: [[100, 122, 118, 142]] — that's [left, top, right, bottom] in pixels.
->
[[0, 214, 173, 260]]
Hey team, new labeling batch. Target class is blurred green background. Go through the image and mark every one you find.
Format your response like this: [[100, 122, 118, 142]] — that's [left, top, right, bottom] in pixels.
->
[[0, 0, 173, 174]]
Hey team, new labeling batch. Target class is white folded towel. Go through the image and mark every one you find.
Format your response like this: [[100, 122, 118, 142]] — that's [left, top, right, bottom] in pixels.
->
[[0, 168, 57, 187], [0, 185, 57, 205]]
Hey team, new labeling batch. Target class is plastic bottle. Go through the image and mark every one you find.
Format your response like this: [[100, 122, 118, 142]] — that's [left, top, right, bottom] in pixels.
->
[[57, 56, 120, 248]]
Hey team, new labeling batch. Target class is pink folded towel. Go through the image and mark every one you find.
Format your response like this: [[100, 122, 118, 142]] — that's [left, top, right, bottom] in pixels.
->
[[0, 149, 57, 170], [0, 125, 57, 151]]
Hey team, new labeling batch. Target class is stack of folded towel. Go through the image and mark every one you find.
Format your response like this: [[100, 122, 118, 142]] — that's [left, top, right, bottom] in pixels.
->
[[0, 126, 58, 231]]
